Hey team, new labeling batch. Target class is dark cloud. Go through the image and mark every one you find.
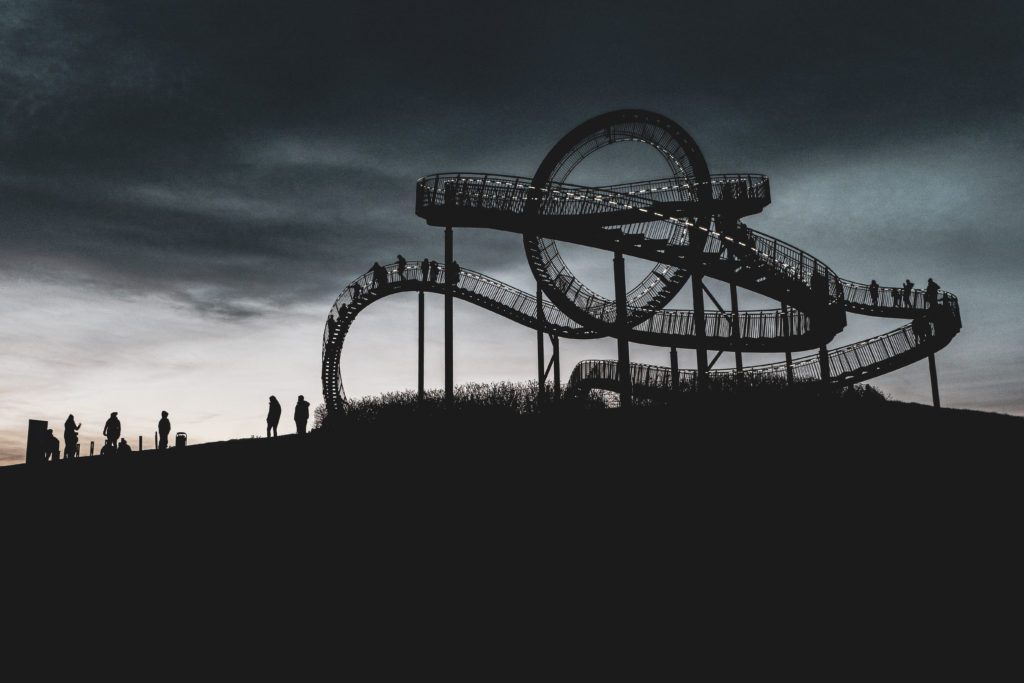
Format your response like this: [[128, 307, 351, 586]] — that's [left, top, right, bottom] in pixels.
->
[[0, 0, 1022, 416]]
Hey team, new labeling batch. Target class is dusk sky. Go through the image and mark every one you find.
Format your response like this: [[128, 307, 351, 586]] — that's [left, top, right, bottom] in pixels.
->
[[2, 1, 1022, 464]]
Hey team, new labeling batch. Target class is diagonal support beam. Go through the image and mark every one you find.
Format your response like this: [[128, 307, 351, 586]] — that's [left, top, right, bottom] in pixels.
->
[[708, 349, 724, 370], [701, 281, 726, 314]]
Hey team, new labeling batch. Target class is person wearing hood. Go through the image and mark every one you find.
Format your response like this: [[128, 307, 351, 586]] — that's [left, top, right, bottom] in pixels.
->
[[267, 396, 282, 438], [294, 395, 310, 435]]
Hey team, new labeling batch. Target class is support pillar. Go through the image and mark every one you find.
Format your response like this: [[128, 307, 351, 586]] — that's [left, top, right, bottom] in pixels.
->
[[670, 346, 679, 391], [819, 345, 830, 384], [613, 251, 632, 408], [444, 226, 453, 404], [928, 353, 941, 408], [418, 289, 425, 402], [782, 302, 793, 385], [730, 282, 743, 373], [692, 273, 708, 389], [552, 335, 561, 398], [536, 283, 546, 402]]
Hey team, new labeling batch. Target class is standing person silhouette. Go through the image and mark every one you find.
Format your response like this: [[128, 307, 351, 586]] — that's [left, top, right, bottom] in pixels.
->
[[429, 260, 439, 283], [421, 258, 430, 282], [397, 255, 407, 280], [892, 286, 903, 307], [449, 260, 462, 285], [46, 429, 61, 462], [925, 278, 940, 309], [869, 280, 879, 307], [294, 395, 310, 435], [903, 279, 915, 308], [103, 412, 121, 448], [350, 282, 363, 300], [63, 414, 81, 459], [158, 411, 171, 450], [267, 396, 282, 438]]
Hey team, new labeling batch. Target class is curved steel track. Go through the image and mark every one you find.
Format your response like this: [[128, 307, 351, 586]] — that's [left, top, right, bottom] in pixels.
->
[[322, 111, 961, 413]]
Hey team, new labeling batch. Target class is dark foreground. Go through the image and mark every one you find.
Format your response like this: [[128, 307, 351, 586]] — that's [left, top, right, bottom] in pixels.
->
[[4, 397, 1021, 673]]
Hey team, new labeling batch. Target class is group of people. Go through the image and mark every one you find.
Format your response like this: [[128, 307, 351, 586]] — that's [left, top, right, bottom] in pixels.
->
[[266, 395, 310, 437], [866, 277, 941, 309], [346, 256, 463, 302], [41, 410, 175, 461]]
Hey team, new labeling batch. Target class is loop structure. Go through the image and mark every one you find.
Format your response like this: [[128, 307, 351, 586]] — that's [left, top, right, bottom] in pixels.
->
[[322, 110, 961, 414]]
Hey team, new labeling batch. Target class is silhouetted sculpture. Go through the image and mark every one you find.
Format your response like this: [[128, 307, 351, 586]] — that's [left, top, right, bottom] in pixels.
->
[[294, 395, 310, 434], [116, 438, 132, 457], [158, 411, 171, 450], [267, 396, 281, 437], [63, 414, 81, 459], [45, 429, 60, 462], [397, 255, 407, 280], [103, 412, 121, 447], [319, 110, 964, 417]]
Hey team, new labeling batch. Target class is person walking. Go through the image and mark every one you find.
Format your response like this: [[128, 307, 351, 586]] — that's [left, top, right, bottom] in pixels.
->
[[158, 411, 172, 450], [869, 280, 879, 307], [925, 278, 940, 309], [892, 286, 903, 307], [103, 412, 121, 448], [397, 255, 407, 280], [903, 279, 915, 308], [421, 258, 430, 282], [294, 395, 310, 435], [429, 260, 440, 283], [267, 396, 282, 438], [449, 260, 462, 286]]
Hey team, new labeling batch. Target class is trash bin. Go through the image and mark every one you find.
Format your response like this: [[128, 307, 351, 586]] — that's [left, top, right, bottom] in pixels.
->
[[175, 432, 187, 448]]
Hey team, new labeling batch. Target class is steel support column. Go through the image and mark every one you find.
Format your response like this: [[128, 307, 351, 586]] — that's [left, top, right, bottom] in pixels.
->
[[670, 346, 679, 391], [418, 289, 425, 402], [730, 282, 742, 373], [444, 226, 453, 403], [928, 353, 941, 408], [782, 301, 793, 385], [819, 345, 830, 384], [552, 335, 560, 398], [613, 251, 632, 408], [692, 273, 708, 388], [536, 282, 546, 402]]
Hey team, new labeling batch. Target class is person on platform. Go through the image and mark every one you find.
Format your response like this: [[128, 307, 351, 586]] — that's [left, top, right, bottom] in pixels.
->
[[267, 396, 282, 438], [429, 260, 440, 283], [294, 395, 311, 435], [103, 411, 121, 447], [925, 278, 940, 309], [421, 258, 430, 282], [869, 280, 879, 307], [116, 438, 132, 457], [63, 414, 81, 459], [449, 260, 462, 285], [397, 255, 407, 280], [46, 429, 61, 462], [892, 286, 903, 307], [158, 411, 171, 450], [903, 279, 915, 308]]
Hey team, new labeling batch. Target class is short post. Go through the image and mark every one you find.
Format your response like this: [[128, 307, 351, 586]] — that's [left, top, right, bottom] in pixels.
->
[[613, 251, 632, 408], [928, 353, 941, 408], [444, 226, 454, 404], [90, 441, 94, 456], [418, 289, 425, 402], [138, 435, 142, 452]]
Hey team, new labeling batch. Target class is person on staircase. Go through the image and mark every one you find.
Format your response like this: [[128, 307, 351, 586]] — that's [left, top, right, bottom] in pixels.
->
[[421, 257, 430, 282], [397, 255, 407, 280], [903, 279, 915, 308], [449, 260, 462, 286], [925, 278, 940, 309], [869, 280, 879, 306]]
